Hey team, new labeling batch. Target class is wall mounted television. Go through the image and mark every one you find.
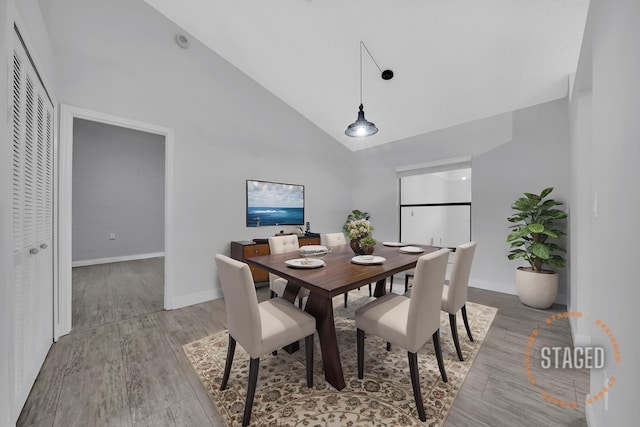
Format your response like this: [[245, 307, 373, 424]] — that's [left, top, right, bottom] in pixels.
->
[[246, 179, 305, 227]]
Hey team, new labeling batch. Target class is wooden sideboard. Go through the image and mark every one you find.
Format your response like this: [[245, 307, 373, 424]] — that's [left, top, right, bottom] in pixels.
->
[[230, 236, 321, 282]]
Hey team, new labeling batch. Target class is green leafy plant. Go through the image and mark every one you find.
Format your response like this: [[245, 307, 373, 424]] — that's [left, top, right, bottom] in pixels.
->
[[359, 236, 377, 246], [507, 187, 568, 272]]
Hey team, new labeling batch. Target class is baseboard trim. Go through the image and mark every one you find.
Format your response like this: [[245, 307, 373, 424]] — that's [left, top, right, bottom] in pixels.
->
[[569, 316, 592, 347], [468, 279, 518, 297], [72, 252, 165, 267], [167, 288, 223, 310]]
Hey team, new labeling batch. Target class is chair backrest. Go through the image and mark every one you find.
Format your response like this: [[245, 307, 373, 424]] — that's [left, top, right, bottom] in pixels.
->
[[268, 235, 300, 287], [324, 232, 347, 247], [268, 235, 300, 254], [215, 254, 262, 356], [406, 248, 450, 353], [444, 241, 477, 313]]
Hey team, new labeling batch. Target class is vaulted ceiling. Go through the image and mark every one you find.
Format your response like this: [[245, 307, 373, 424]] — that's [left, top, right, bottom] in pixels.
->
[[144, 0, 589, 151]]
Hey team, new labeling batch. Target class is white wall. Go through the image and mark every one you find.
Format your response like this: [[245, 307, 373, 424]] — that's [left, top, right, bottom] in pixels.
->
[[34, 0, 353, 308], [72, 119, 165, 263], [352, 112, 513, 239], [353, 100, 570, 301], [568, 86, 592, 346], [572, 0, 640, 425], [473, 99, 570, 300]]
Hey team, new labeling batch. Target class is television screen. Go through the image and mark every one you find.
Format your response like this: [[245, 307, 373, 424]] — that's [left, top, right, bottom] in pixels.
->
[[246, 180, 305, 227]]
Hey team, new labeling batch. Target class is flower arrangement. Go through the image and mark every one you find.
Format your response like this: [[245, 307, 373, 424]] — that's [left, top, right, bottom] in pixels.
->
[[345, 218, 374, 241]]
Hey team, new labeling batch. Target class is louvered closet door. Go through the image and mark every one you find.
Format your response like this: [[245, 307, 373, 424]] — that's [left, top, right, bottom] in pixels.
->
[[12, 28, 55, 417]]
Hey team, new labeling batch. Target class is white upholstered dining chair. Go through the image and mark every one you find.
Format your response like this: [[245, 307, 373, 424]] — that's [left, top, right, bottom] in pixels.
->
[[324, 232, 347, 248], [355, 248, 450, 422], [268, 235, 310, 308], [441, 241, 477, 361], [215, 254, 316, 427], [325, 232, 372, 307]]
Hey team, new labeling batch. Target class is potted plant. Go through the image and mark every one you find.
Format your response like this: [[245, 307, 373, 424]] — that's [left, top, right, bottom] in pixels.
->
[[343, 209, 369, 233], [344, 216, 374, 255], [358, 236, 377, 255], [507, 187, 567, 309]]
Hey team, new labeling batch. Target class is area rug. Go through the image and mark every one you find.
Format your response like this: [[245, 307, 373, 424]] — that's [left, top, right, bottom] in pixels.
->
[[184, 295, 497, 426]]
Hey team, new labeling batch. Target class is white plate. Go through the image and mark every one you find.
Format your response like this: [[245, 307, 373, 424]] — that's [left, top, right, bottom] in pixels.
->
[[382, 241, 407, 247], [285, 258, 326, 269], [351, 255, 386, 265], [398, 246, 425, 254], [298, 245, 329, 256]]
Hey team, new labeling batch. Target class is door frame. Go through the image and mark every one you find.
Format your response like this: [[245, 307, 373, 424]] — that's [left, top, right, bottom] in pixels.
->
[[56, 105, 174, 339]]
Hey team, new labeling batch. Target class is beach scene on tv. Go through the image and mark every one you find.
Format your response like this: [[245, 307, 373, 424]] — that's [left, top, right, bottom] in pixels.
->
[[246, 180, 304, 227]]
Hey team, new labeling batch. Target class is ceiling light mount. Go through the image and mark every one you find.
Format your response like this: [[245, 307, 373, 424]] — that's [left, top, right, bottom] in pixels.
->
[[175, 33, 190, 49], [345, 41, 393, 138]]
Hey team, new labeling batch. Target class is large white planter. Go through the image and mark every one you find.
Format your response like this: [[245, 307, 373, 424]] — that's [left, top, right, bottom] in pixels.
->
[[515, 267, 558, 309]]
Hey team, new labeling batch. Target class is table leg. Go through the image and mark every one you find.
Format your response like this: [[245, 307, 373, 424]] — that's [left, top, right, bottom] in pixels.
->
[[373, 278, 387, 298], [282, 282, 301, 353], [304, 292, 346, 390]]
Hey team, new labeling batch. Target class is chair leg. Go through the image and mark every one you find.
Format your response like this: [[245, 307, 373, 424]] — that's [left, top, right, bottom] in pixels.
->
[[386, 342, 391, 351], [305, 334, 314, 388], [242, 357, 260, 427], [357, 329, 365, 379], [461, 305, 474, 342], [270, 290, 276, 299], [449, 313, 464, 361], [368, 283, 372, 296], [220, 335, 236, 391], [344, 292, 348, 308], [408, 351, 426, 422], [432, 330, 448, 383], [298, 298, 303, 309], [404, 275, 411, 293]]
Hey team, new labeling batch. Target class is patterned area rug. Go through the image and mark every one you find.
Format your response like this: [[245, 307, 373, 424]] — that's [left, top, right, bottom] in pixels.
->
[[184, 295, 497, 426]]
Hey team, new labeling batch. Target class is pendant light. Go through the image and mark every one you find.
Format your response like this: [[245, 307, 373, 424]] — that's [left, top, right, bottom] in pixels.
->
[[345, 41, 393, 138]]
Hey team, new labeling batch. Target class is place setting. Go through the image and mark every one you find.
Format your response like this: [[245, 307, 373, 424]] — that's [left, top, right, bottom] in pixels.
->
[[398, 245, 425, 254], [284, 245, 331, 268], [351, 254, 386, 265], [382, 241, 427, 254]]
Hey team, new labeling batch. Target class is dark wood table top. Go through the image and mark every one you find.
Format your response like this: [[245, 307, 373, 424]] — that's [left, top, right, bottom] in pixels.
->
[[247, 243, 438, 298], [246, 242, 438, 390]]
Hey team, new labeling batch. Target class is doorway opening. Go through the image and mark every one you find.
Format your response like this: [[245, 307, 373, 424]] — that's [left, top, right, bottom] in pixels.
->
[[71, 119, 166, 329], [57, 105, 174, 339]]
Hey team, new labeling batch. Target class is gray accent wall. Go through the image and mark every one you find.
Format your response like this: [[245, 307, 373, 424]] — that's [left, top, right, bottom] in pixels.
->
[[72, 119, 165, 262]]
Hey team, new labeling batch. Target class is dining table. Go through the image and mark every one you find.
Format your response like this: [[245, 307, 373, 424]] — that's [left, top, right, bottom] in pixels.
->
[[246, 242, 438, 391]]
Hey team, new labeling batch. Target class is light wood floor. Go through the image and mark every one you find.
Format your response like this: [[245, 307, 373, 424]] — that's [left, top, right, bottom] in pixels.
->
[[18, 258, 588, 426]]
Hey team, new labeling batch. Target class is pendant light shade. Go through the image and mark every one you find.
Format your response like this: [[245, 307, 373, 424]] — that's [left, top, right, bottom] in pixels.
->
[[345, 104, 378, 137], [345, 41, 392, 138]]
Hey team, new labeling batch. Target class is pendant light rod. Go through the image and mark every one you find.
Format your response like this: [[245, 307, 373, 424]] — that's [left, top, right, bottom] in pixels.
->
[[358, 41, 394, 104], [360, 41, 385, 78], [345, 41, 393, 138]]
